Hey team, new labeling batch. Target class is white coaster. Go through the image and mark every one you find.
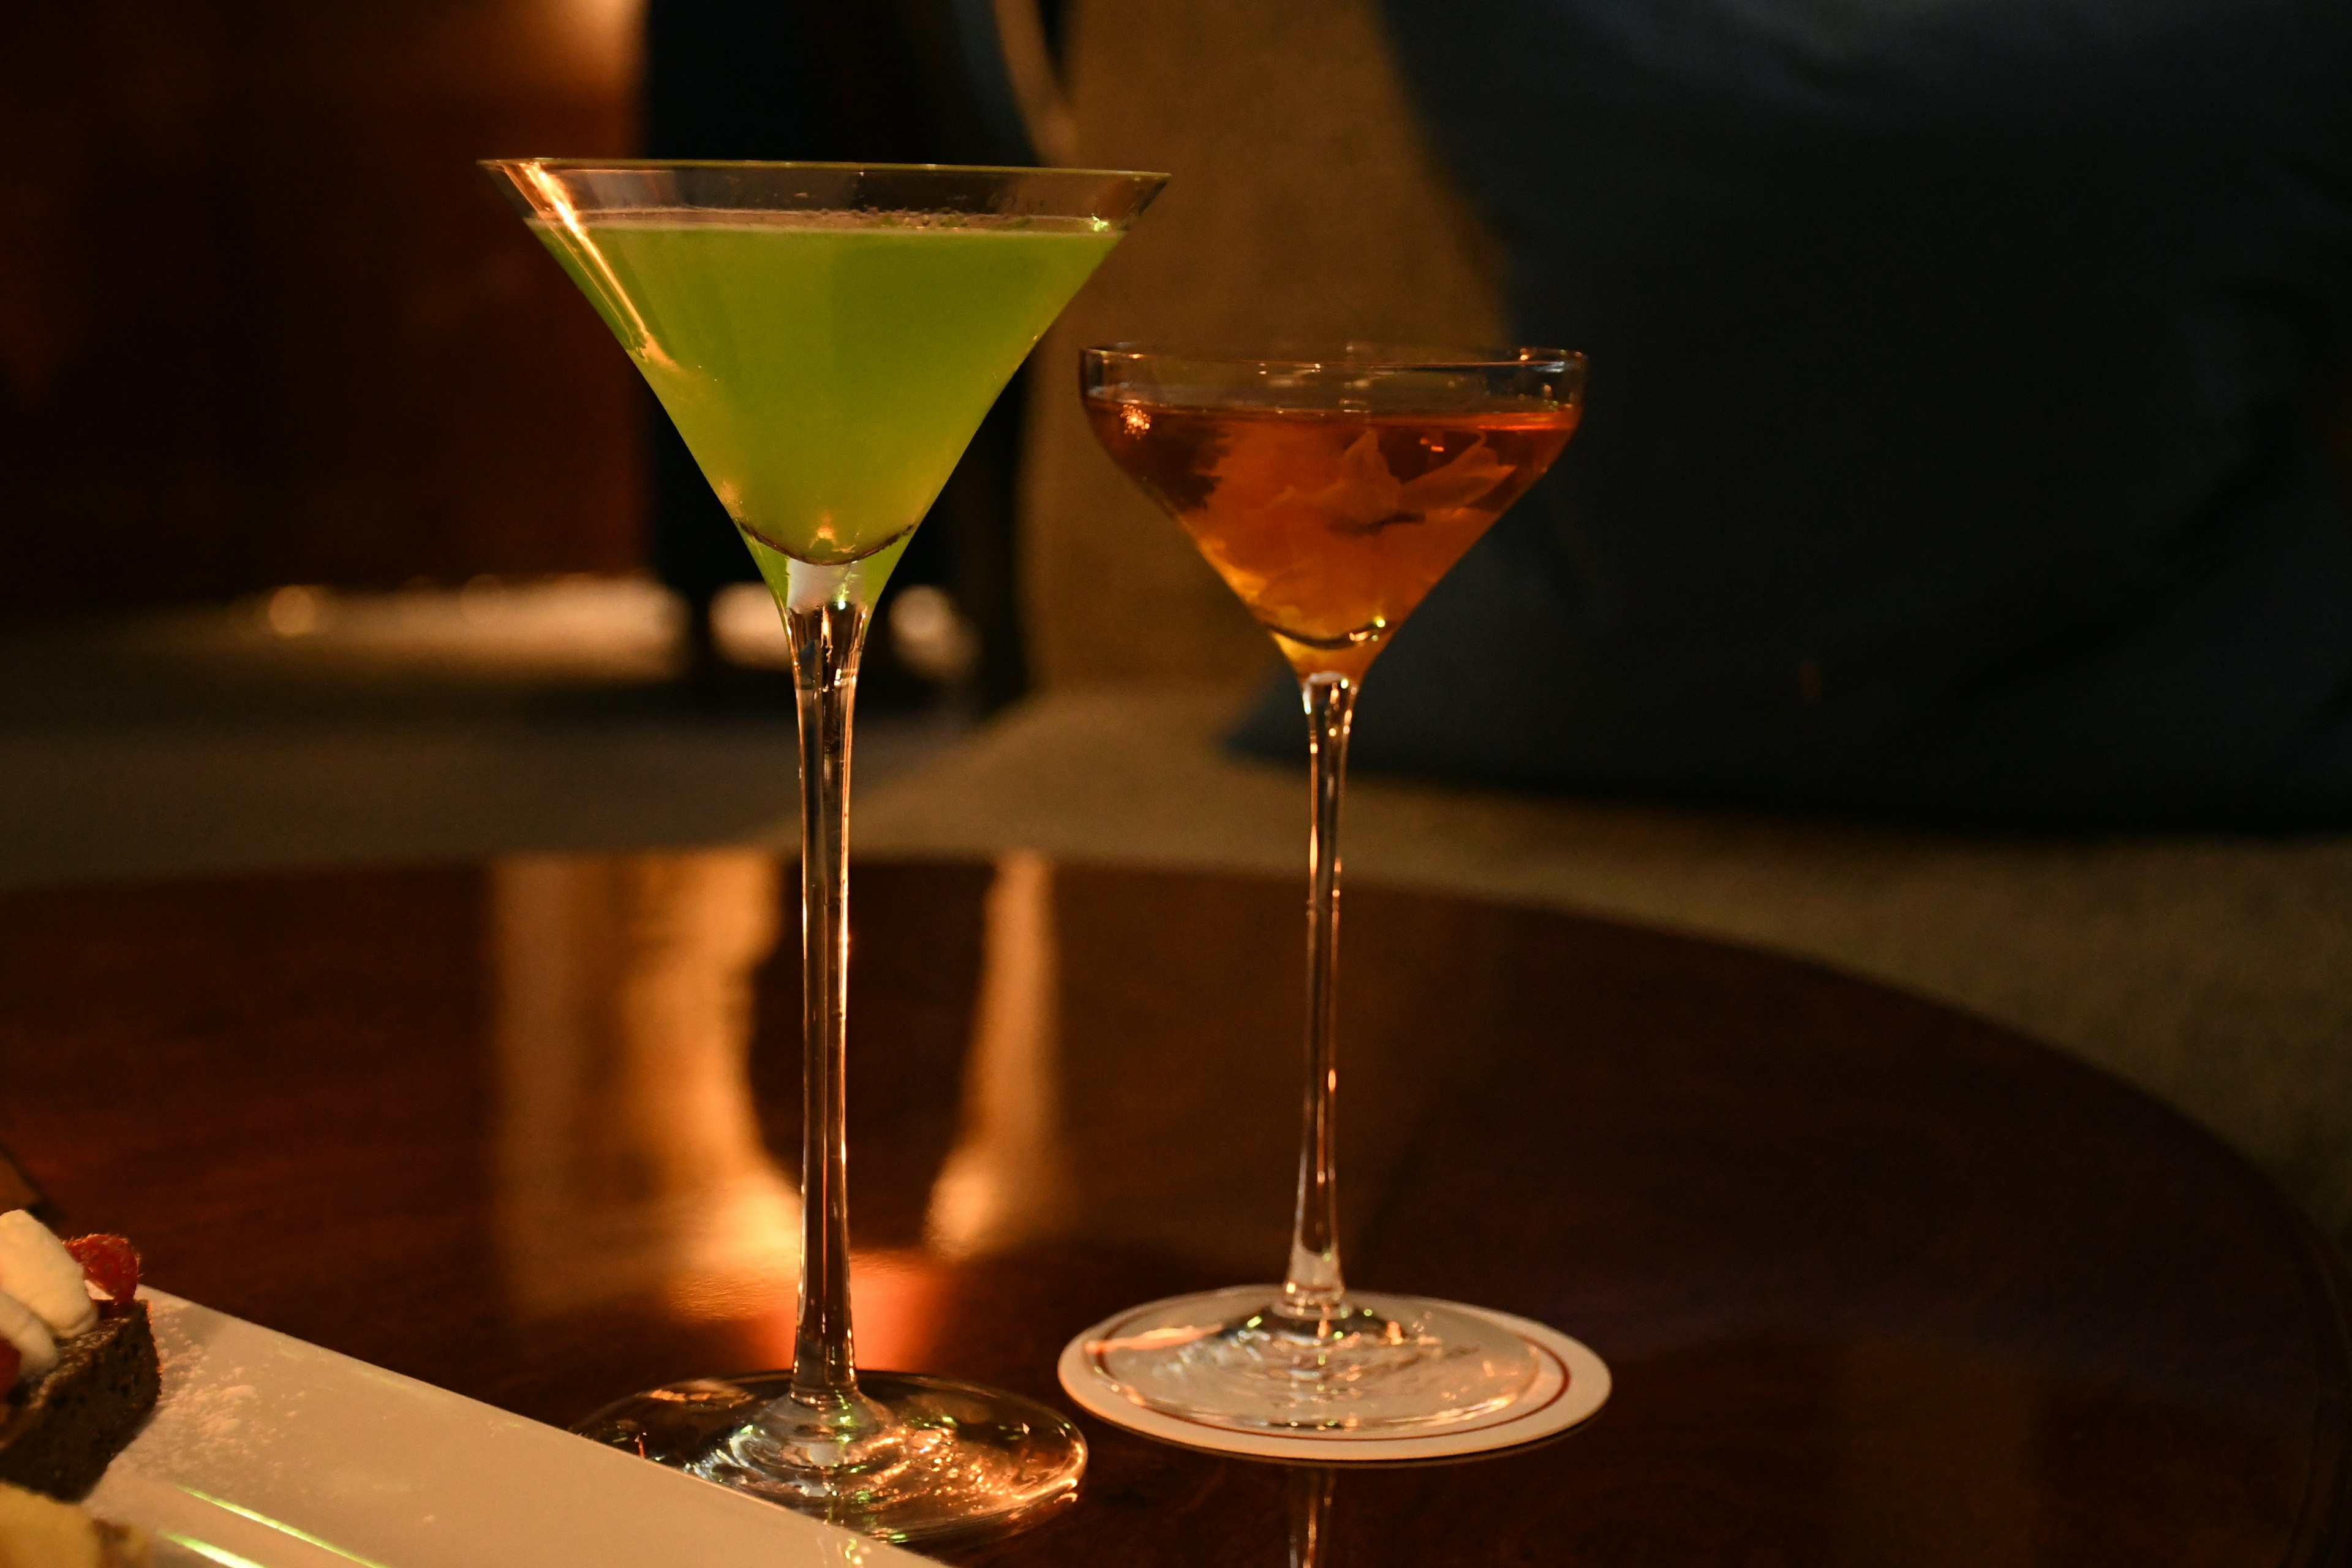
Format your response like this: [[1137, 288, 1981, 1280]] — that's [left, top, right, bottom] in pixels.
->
[[1057, 1293, 1610, 1462]]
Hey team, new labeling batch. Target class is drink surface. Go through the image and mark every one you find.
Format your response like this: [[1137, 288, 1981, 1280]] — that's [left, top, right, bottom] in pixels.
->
[[534, 212, 1118, 566], [1086, 395, 1579, 679]]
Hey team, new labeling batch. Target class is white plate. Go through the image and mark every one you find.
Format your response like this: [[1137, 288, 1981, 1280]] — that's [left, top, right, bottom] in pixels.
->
[[88, 1291, 928, 1567]]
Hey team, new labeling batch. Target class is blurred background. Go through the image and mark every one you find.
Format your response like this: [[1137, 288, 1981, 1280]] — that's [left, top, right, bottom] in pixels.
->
[[0, 0, 1058, 709], [0, 0, 1084, 886], [3, 0, 2351, 1248], [3, 0, 648, 606]]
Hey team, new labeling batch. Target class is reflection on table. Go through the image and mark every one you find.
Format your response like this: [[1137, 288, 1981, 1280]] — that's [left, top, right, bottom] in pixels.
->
[[490, 851, 797, 1326], [1, 854, 2342, 1566], [479, 843, 1494, 1327]]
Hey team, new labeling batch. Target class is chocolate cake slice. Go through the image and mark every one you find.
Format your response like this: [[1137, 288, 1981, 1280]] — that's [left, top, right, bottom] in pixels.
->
[[0, 1305, 160, 1501]]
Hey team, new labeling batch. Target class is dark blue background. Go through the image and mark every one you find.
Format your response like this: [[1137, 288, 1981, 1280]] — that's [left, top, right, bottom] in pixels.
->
[[1237, 0, 2352, 830]]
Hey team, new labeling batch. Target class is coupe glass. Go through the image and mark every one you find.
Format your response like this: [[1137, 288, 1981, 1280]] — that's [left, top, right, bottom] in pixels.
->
[[1078, 345, 1586, 1431], [484, 161, 1164, 1541]]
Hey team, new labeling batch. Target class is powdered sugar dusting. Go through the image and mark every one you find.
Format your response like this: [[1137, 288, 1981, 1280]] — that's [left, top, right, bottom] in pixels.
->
[[130, 1293, 278, 1475]]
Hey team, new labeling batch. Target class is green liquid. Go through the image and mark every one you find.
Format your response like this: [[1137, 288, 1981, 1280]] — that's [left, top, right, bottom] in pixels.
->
[[533, 211, 1118, 568]]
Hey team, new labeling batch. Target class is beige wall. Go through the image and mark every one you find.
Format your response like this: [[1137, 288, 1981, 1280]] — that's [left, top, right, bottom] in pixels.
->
[[1020, 0, 1511, 690]]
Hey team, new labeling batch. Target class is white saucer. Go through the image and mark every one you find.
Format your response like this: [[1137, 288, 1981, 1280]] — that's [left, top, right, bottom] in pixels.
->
[[1057, 1293, 1610, 1463]]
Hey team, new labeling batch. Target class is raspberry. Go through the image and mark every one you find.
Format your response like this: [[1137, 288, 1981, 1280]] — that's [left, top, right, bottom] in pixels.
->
[[64, 1234, 139, 1311]]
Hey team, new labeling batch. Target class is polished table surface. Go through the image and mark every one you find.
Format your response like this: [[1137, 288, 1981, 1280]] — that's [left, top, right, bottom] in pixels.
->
[[2, 855, 2346, 1565]]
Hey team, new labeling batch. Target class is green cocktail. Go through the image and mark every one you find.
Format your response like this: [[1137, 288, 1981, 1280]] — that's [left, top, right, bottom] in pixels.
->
[[532, 212, 1117, 573], [485, 162, 1164, 1546]]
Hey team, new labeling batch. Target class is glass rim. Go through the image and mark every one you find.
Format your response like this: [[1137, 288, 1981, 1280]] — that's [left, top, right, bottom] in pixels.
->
[[480, 157, 1171, 183], [1082, 342, 1585, 374]]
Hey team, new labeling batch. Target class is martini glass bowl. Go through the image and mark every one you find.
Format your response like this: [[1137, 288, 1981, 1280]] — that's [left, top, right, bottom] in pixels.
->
[[483, 160, 1164, 1542], [1078, 344, 1585, 1433]]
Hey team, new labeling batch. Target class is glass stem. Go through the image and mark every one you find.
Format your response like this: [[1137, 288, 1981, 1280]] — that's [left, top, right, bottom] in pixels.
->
[[1282, 671, 1357, 1322], [783, 565, 875, 1422]]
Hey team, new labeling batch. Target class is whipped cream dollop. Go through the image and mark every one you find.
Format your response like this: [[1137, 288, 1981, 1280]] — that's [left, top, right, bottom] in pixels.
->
[[0, 1291, 56, 1382], [0, 1210, 101, 1388], [0, 1213, 96, 1342]]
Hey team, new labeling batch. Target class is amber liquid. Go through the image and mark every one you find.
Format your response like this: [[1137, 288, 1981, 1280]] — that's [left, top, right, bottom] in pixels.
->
[[1087, 396, 1578, 679]]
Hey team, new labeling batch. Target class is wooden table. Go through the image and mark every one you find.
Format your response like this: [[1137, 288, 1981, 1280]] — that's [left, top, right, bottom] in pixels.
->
[[2, 856, 2345, 1565]]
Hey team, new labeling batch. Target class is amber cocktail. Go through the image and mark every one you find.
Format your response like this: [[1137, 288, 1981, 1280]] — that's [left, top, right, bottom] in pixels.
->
[[1077, 345, 1585, 1434], [1085, 399, 1575, 682]]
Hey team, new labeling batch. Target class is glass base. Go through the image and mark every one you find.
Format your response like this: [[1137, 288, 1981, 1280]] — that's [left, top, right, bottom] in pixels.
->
[[1085, 1286, 1542, 1432], [575, 1371, 1085, 1545]]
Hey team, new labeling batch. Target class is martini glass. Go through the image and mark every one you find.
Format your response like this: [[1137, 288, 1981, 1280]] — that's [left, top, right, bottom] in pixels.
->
[[484, 161, 1164, 1541], [1078, 345, 1585, 1432]]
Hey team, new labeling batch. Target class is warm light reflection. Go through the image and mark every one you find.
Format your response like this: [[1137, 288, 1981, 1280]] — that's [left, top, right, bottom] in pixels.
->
[[926, 853, 1078, 1257], [264, 584, 326, 638], [848, 1249, 955, 1371], [921, 851, 1301, 1270], [1289, 1467, 1338, 1568], [710, 581, 794, 669], [729, 1250, 951, 1373], [489, 851, 800, 1322], [513, 162, 675, 372]]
